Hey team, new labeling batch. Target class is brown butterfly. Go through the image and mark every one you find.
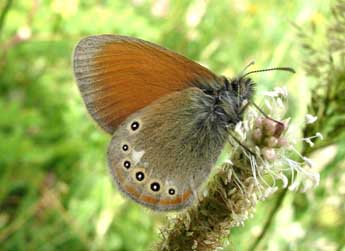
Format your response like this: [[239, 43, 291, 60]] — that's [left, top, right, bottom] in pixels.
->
[[73, 35, 294, 211]]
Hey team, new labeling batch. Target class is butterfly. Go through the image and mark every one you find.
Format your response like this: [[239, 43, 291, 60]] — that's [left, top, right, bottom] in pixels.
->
[[72, 34, 293, 211]]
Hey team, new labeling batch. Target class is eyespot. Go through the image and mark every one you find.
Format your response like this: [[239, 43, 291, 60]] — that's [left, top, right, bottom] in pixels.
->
[[130, 167, 146, 184], [130, 121, 139, 131], [168, 188, 176, 196], [135, 171, 145, 182], [123, 160, 131, 169], [150, 182, 160, 192], [122, 144, 129, 151]]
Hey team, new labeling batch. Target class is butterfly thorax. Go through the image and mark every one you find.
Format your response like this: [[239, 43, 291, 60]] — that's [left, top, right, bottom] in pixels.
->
[[194, 76, 255, 129]]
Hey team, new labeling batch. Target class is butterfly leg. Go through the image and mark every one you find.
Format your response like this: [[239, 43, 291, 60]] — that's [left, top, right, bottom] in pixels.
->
[[227, 129, 257, 157]]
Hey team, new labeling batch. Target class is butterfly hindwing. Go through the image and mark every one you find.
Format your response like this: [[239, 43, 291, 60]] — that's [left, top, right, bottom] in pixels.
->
[[107, 88, 226, 211]]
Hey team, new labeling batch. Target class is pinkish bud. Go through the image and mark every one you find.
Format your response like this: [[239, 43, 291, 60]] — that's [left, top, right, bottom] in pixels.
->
[[274, 122, 285, 137], [255, 117, 264, 129], [252, 128, 263, 144], [277, 137, 289, 147], [264, 136, 278, 147], [262, 147, 276, 161], [263, 119, 276, 136]]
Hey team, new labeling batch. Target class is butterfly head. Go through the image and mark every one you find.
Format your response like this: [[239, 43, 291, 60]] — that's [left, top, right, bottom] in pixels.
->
[[220, 76, 255, 127], [226, 75, 255, 109], [219, 66, 295, 127]]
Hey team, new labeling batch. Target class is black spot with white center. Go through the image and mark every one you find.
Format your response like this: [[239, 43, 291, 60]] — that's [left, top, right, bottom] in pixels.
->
[[131, 121, 139, 131], [135, 172, 145, 181], [122, 144, 129, 151], [123, 160, 131, 169], [168, 188, 175, 195], [150, 182, 160, 192]]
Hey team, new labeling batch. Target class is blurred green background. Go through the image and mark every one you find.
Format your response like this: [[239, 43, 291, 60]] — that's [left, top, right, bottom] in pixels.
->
[[1, 0, 344, 251]]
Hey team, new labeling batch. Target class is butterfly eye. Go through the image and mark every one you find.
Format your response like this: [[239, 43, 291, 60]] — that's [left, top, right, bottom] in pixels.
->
[[135, 171, 145, 181], [122, 144, 129, 151], [150, 182, 160, 192], [168, 188, 176, 195], [131, 121, 140, 131], [123, 160, 131, 169]]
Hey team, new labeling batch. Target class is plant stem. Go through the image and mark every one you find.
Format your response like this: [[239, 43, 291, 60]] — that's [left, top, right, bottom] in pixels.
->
[[156, 164, 257, 251], [0, 0, 13, 38], [247, 187, 288, 251]]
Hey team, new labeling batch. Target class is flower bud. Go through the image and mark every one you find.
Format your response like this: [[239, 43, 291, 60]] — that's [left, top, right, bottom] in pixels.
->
[[264, 136, 278, 148], [252, 128, 263, 144], [262, 147, 276, 161], [277, 137, 289, 147], [263, 119, 276, 136], [274, 122, 285, 138], [254, 117, 264, 129]]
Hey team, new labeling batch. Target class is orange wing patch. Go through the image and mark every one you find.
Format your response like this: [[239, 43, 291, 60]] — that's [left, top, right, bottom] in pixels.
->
[[113, 165, 193, 210], [158, 190, 193, 206], [73, 35, 218, 133]]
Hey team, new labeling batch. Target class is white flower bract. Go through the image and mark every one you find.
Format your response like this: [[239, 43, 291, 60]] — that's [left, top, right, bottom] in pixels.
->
[[227, 86, 322, 208]]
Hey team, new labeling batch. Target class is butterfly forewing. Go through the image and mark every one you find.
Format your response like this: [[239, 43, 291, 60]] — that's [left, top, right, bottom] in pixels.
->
[[73, 35, 218, 133]]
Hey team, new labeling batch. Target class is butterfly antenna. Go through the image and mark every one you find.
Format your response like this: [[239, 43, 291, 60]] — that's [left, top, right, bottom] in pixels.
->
[[242, 67, 295, 78], [239, 60, 256, 76]]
